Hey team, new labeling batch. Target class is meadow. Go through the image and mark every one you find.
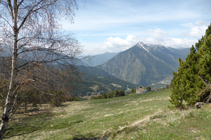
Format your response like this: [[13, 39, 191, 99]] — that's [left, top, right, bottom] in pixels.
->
[[7, 89, 211, 140]]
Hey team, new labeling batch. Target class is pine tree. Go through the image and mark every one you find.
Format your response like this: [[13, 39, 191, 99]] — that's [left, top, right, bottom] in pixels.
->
[[197, 24, 211, 102], [198, 25, 211, 82], [170, 24, 211, 108]]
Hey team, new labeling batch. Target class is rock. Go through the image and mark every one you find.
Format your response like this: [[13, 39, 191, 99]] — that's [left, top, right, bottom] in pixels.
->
[[195, 102, 204, 109]]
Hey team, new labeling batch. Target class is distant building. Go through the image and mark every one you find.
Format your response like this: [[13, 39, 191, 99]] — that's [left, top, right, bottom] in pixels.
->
[[136, 88, 147, 94]]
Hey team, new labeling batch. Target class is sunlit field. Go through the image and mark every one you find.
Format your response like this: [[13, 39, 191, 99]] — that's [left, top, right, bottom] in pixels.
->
[[7, 89, 211, 140]]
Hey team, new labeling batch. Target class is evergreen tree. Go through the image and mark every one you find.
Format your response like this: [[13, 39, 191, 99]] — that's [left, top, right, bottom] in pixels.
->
[[102, 93, 107, 99], [170, 24, 211, 108], [131, 88, 136, 93], [166, 84, 170, 89], [198, 25, 211, 82], [113, 90, 119, 97], [119, 89, 125, 96]]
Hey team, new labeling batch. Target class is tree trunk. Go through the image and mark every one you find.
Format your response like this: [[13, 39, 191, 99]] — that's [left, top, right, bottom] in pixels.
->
[[0, 32, 18, 139], [0, 1, 18, 137]]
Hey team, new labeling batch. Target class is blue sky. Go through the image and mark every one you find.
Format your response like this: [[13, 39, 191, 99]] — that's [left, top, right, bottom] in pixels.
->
[[62, 0, 211, 55]]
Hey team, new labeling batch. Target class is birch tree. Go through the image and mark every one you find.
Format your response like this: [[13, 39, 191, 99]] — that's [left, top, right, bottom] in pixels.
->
[[0, 0, 82, 139]]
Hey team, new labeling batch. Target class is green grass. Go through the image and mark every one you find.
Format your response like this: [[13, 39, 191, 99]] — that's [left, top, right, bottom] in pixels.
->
[[6, 89, 211, 140]]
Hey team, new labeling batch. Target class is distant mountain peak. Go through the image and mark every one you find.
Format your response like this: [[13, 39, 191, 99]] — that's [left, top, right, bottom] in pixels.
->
[[137, 42, 162, 62], [136, 42, 169, 49], [138, 42, 145, 45], [100, 42, 190, 86], [137, 42, 150, 52]]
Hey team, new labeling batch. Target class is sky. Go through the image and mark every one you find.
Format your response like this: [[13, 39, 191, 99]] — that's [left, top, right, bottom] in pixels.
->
[[62, 0, 211, 55]]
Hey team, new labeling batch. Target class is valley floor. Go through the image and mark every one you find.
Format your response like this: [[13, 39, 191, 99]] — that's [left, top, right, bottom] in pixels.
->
[[7, 89, 211, 140]]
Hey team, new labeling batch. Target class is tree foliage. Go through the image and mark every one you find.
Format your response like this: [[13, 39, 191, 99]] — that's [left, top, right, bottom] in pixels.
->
[[165, 84, 170, 89], [90, 89, 125, 100], [170, 24, 211, 109], [131, 88, 136, 93], [146, 86, 151, 91]]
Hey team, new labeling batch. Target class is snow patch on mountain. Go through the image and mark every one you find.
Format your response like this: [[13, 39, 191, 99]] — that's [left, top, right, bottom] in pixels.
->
[[138, 42, 160, 61], [139, 42, 149, 52]]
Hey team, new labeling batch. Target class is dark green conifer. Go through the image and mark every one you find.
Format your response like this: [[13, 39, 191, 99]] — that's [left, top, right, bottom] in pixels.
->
[[170, 24, 211, 108]]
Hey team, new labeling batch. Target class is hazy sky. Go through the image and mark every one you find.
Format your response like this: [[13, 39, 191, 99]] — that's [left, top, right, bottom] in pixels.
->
[[62, 0, 211, 55]]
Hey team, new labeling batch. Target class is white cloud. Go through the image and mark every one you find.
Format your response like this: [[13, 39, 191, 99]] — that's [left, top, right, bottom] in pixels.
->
[[101, 28, 171, 52], [101, 28, 197, 53], [195, 20, 209, 26], [189, 26, 207, 37], [163, 38, 196, 48], [147, 28, 169, 37], [102, 35, 138, 52], [81, 42, 105, 55], [182, 20, 209, 38], [81, 23, 209, 55], [147, 28, 169, 42], [181, 23, 194, 28]]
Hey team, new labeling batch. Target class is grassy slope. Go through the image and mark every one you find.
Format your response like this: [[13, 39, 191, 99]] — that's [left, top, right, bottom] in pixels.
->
[[8, 89, 211, 140]]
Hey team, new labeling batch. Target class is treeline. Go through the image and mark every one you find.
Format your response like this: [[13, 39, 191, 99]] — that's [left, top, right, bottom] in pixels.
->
[[90, 89, 125, 100], [0, 80, 80, 113], [0, 57, 82, 113]]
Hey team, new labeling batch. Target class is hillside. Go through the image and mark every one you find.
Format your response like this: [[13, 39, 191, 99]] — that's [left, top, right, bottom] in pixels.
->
[[77, 65, 114, 77], [83, 52, 119, 67], [72, 73, 137, 97], [71, 66, 137, 97], [6, 89, 211, 139], [100, 42, 190, 87]]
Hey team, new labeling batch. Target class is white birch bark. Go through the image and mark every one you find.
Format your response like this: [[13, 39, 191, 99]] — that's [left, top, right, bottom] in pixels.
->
[[0, 1, 18, 139]]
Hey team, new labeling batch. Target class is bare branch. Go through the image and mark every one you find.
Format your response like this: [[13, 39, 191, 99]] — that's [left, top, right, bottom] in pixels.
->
[[7, 0, 14, 21], [18, 0, 58, 31], [198, 75, 211, 87], [17, 0, 24, 8], [0, 93, 4, 99], [0, 15, 12, 28]]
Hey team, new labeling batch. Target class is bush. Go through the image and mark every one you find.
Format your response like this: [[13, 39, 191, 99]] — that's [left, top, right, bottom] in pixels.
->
[[166, 84, 170, 89], [146, 86, 151, 91], [89, 90, 125, 100], [131, 88, 136, 93], [73, 97, 80, 101]]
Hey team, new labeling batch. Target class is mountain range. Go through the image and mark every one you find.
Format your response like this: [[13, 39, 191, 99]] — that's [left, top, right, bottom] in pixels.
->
[[79, 52, 119, 67], [99, 42, 190, 87], [1, 42, 191, 94]]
